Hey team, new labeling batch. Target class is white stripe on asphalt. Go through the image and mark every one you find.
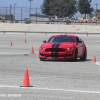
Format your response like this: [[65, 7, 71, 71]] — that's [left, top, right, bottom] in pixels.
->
[[88, 51, 100, 54], [0, 85, 100, 94], [96, 61, 100, 65]]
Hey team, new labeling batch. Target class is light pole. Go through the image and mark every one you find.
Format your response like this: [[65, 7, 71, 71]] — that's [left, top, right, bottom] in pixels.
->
[[29, 0, 33, 20], [94, 3, 99, 17], [14, 3, 17, 20], [10, 4, 12, 21]]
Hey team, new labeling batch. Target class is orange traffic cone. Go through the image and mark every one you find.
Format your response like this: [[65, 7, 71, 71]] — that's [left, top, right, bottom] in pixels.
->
[[24, 38, 27, 43], [10, 41, 13, 46], [30, 46, 34, 53], [92, 56, 96, 62], [21, 69, 32, 87]]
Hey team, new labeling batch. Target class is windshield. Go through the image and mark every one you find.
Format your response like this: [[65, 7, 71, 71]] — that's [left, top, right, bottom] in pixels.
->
[[48, 36, 75, 42]]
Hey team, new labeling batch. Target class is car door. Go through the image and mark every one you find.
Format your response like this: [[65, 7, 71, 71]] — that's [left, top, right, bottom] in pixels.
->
[[76, 37, 83, 57]]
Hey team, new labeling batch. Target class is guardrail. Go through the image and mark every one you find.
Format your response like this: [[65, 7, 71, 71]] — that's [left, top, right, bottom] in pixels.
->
[[0, 31, 100, 36]]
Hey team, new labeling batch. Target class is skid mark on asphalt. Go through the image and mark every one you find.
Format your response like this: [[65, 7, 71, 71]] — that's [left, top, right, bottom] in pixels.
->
[[0, 85, 100, 94], [0, 52, 38, 55]]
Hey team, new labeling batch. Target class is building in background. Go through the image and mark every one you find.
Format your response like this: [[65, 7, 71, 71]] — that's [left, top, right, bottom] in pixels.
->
[[0, 14, 14, 20], [29, 13, 55, 22]]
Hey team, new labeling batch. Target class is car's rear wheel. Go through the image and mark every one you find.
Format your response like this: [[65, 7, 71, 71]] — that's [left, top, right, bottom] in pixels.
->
[[80, 48, 87, 60], [40, 58, 46, 61], [73, 49, 78, 61]]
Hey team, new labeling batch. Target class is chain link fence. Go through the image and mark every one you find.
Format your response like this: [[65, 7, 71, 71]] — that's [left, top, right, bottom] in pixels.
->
[[0, 6, 99, 25]]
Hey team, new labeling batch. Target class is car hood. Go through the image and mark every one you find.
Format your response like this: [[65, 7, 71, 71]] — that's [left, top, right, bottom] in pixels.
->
[[40, 42, 76, 48]]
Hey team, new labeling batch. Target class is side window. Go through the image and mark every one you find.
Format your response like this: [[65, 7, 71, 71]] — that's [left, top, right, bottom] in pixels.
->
[[76, 37, 79, 42]]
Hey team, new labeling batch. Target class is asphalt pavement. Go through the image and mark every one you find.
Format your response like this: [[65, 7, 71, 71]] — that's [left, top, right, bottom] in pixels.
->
[[0, 33, 100, 100]]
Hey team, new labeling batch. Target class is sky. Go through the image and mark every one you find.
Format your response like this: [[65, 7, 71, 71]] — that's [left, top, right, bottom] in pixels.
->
[[0, 0, 99, 9], [0, 0, 43, 8], [0, 0, 100, 19]]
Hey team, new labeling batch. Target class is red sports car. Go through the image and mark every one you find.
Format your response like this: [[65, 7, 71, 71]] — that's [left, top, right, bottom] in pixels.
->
[[39, 34, 87, 61]]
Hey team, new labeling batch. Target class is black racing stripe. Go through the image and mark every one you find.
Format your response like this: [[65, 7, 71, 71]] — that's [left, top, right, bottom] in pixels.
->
[[51, 43, 55, 58], [55, 43, 61, 58]]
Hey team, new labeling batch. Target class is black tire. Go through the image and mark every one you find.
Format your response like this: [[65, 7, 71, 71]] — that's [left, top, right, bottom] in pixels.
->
[[80, 48, 87, 60], [73, 49, 78, 61], [40, 58, 46, 61]]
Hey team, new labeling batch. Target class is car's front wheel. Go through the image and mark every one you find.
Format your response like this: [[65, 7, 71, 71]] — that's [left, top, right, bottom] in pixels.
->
[[73, 49, 78, 61], [80, 48, 87, 60]]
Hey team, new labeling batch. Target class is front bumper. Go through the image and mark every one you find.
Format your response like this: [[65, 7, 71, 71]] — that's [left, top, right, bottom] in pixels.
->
[[39, 50, 75, 60]]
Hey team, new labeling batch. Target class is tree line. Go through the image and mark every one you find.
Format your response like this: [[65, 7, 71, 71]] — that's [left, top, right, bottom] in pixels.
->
[[41, 0, 94, 18]]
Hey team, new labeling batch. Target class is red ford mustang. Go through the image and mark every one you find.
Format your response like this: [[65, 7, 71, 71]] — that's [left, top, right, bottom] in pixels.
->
[[39, 34, 87, 61]]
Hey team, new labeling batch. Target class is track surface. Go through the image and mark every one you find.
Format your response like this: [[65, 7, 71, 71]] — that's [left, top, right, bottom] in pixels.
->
[[0, 33, 100, 100]]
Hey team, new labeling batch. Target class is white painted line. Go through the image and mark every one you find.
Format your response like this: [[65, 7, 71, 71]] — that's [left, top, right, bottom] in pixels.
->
[[88, 41, 100, 43], [0, 52, 38, 55], [0, 78, 22, 81], [96, 61, 100, 65], [88, 52, 100, 54], [0, 52, 30, 55], [0, 85, 100, 94], [0, 85, 19, 88], [34, 87, 100, 94]]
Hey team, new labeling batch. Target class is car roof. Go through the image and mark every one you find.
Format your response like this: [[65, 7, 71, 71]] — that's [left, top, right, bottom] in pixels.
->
[[52, 34, 76, 37]]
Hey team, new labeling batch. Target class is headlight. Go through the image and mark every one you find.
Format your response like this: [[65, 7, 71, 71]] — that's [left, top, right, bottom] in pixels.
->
[[67, 47, 74, 50], [40, 47, 45, 50]]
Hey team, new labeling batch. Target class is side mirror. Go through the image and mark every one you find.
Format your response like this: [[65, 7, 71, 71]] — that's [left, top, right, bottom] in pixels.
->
[[43, 40, 46, 43], [79, 39, 83, 43]]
